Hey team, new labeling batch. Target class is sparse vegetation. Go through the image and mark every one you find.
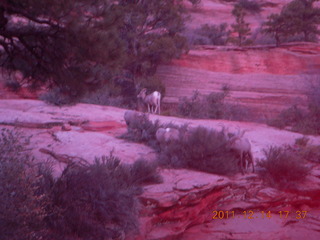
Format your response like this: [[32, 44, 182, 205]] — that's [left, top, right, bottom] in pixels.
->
[[258, 146, 310, 189], [158, 126, 239, 175], [0, 128, 162, 240], [231, 4, 252, 46], [263, 0, 320, 45], [268, 77, 320, 135], [39, 87, 81, 106], [193, 23, 230, 45], [295, 136, 310, 147], [0, 128, 49, 240], [47, 153, 161, 240], [121, 113, 161, 149], [267, 105, 305, 130], [177, 89, 251, 121]]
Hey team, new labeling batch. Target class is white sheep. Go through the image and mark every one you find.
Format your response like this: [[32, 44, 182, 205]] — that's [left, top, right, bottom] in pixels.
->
[[224, 127, 254, 174], [156, 127, 180, 144], [137, 88, 161, 114]]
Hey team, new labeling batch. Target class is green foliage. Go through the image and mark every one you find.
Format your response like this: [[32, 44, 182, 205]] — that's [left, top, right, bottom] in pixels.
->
[[231, 4, 252, 46], [281, 0, 320, 41], [0, 128, 49, 240], [158, 126, 239, 175], [267, 105, 305, 129], [258, 146, 310, 189], [39, 87, 81, 106], [295, 136, 310, 147], [262, 13, 287, 46], [297, 144, 320, 163], [81, 78, 137, 108], [5, 80, 21, 92], [268, 78, 320, 135], [178, 90, 207, 118], [48, 153, 162, 240], [1, 0, 194, 103], [177, 88, 251, 121], [238, 0, 261, 13], [194, 23, 230, 45], [121, 113, 161, 149], [263, 0, 320, 44]]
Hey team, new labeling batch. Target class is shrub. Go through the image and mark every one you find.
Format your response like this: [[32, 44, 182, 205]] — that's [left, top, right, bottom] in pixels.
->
[[194, 23, 230, 45], [257, 146, 310, 189], [178, 90, 207, 118], [5, 80, 21, 92], [267, 105, 306, 129], [158, 126, 239, 175], [121, 113, 161, 149], [177, 89, 251, 121], [39, 87, 80, 106], [47, 153, 162, 240], [0, 128, 49, 240], [297, 145, 320, 163], [295, 136, 310, 147]]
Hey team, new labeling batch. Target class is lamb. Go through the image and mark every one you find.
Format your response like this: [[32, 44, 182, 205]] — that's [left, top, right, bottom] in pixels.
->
[[137, 88, 161, 114], [156, 127, 180, 144], [124, 110, 146, 129], [224, 127, 254, 174]]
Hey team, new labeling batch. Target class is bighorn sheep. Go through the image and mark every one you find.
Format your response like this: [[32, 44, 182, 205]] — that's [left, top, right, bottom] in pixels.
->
[[124, 110, 146, 129], [137, 88, 161, 114], [156, 127, 180, 144], [224, 127, 254, 174]]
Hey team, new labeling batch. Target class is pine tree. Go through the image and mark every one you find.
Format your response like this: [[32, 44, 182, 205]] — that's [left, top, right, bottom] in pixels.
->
[[281, 0, 320, 41], [231, 4, 251, 46], [262, 13, 287, 46]]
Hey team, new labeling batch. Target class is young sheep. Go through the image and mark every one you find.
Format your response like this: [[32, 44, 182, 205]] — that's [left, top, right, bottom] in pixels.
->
[[137, 88, 161, 114], [224, 127, 254, 174], [156, 127, 180, 144]]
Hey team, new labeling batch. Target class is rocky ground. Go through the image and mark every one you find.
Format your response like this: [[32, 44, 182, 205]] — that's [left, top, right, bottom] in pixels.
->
[[1, 99, 320, 240]]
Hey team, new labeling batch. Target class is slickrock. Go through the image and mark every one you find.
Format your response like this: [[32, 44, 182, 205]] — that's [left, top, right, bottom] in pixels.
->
[[1, 99, 320, 239]]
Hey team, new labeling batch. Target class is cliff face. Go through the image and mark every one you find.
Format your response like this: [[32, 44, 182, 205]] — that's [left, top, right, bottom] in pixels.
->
[[157, 43, 320, 119], [156, 0, 320, 119]]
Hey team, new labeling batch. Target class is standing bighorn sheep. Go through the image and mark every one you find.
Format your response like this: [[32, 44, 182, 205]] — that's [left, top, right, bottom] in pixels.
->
[[224, 127, 254, 174], [137, 88, 161, 114]]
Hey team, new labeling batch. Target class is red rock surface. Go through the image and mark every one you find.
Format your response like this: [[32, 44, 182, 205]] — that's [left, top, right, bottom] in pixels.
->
[[157, 43, 320, 119], [1, 99, 320, 240]]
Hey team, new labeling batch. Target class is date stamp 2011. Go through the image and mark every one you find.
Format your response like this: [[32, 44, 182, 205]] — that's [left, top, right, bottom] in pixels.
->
[[212, 210, 308, 220]]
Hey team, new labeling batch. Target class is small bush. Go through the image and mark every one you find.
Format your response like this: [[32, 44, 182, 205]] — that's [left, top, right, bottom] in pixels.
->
[[121, 114, 161, 149], [258, 146, 310, 188], [39, 87, 80, 106], [297, 145, 320, 163], [0, 128, 49, 240], [178, 90, 207, 118], [267, 105, 306, 129], [295, 136, 310, 147], [158, 126, 238, 175], [5, 80, 21, 92], [193, 23, 230, 45], [177, 89, 251, 121], [47, 153, 162, 240]]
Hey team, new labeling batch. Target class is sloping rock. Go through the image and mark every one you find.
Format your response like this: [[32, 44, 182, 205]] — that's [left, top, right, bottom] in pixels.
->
[[1, 99, 320, 240]]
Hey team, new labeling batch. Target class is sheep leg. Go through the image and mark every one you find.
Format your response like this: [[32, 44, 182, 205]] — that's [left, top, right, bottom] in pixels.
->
[[248, 151, 254, 173], [239, 152, 245, 175]]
